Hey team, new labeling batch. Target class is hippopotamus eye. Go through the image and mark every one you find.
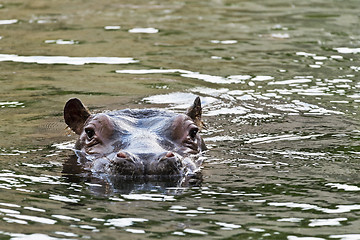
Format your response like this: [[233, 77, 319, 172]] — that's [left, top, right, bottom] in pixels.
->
[[189, 127, 199, 139], [85, 127, 95, 139]]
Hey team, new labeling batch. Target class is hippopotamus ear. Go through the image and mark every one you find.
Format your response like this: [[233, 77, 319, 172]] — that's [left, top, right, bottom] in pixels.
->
[[64, 98, 91, 134], [186, 96, 204, 129]]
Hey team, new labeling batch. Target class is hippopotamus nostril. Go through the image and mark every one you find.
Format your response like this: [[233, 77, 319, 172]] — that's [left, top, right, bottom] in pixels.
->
[[117, 151, 128, 159], [114, 151, 137, 164], [158, 151, 176, 162], [165, 151, 175, 158]]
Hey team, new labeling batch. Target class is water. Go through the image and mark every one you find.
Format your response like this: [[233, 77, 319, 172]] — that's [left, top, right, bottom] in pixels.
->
[[0, 0, 360, 239]]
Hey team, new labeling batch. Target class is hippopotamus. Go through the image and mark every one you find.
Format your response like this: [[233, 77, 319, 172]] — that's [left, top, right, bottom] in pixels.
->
[[63, 97, 206, 180]]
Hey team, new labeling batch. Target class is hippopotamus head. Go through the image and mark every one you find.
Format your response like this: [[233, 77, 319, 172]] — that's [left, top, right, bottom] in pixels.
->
[[63, 97, 206, 178]]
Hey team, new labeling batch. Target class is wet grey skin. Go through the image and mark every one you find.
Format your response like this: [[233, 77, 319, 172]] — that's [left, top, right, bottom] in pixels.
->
[[64, 97, 206, 177]]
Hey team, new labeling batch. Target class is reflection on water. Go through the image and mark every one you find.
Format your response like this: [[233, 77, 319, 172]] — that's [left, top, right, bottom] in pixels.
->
[[128, 27, 159, 33], [0, 54, 138, 65], [104, 25, 121, 30], [44, 39, 79, 45], [0, 0, 360, 239], [0, 19, 18, 25]]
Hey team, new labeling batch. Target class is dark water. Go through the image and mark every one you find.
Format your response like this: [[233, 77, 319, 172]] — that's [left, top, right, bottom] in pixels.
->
[[0, 0, 359, 239]]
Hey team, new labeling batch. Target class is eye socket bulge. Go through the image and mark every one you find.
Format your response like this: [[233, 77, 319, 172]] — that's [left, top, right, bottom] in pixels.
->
[[85, 128, 95, 139], [189, 127, 199, 139]]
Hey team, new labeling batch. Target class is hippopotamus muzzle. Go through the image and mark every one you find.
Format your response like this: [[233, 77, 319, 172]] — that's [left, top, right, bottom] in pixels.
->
[[64, 97, 206, 178]]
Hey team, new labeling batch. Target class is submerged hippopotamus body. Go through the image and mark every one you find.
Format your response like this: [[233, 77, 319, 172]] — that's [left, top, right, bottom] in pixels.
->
[[63, 97, 206, 179]]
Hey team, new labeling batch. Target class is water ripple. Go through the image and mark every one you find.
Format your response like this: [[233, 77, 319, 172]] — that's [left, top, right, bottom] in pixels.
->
[[326, 183, 360, 191], [0, 19, 18, 25], [0, 54, 138, 65], [309, 218, 347, 227], [269, 202, 360, 214], [129, 27, 159, 33], [104, 218, 148, 227], [44, 39, 79, 45], [334, 47, 360, 54]]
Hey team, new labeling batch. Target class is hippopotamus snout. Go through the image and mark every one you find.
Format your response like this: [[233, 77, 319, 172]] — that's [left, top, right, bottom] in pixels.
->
[[112, 150, 183, 175]]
